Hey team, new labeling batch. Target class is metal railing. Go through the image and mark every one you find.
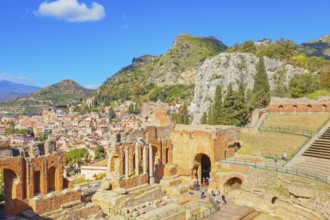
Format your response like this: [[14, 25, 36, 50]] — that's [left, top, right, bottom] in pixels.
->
[[220, 158, 329, 184], [259, 125, 315, 137]]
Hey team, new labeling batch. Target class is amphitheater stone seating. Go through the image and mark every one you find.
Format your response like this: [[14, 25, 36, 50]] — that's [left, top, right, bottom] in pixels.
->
[[289, 127, 330, 181]]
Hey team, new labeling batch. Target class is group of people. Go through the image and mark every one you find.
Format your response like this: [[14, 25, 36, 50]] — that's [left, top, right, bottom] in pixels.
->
[[274, 151, 287, 163], [201, 176, 210, 186], [211, 188, 227, 205], [189, 183, 227, 205]]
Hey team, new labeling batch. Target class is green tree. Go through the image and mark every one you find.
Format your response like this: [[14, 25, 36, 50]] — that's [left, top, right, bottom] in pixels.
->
[[182, 104, 189, 124], [94, 146, 105, 160], [66, 148, 90, 167], [320, 64, 330, 89], [109, 106, 115, 120], [252, 56, 270, 108], [212, 85, 223, 124], [200, 112, 207, 124], [207, 105, 214, 125], [239, 41, 257, 54], [289, 73, 320, 98], [221, 83, 248, 126]]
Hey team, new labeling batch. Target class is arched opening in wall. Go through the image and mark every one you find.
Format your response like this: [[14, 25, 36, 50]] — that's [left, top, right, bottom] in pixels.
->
[[278, 105, 284, 113], [224, 177, 242, 192], [165, 148, 169, 164], [322, 104, 327, 113], [47, 167, 56, 193], [193, 153, 211, 184], [307, 104, 312, 113], [0, 168, 18, 216], [271, 197, 278, 204], [293, 105, 297, 114], [34, 171, 41, 196]]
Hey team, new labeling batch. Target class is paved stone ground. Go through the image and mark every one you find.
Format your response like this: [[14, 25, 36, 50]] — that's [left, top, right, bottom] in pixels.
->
[[205, 203, 257, 220], [172, 189, 259, 220]]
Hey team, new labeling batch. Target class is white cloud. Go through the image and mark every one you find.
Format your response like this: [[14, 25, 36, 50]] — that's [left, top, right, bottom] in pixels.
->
[[34, 0, 105, 22], [84, 83, 100, 89], [0, 73, 35, 85]]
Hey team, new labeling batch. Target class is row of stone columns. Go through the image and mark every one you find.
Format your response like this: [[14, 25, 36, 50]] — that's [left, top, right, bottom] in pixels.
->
[[124, 143, 154, 184]]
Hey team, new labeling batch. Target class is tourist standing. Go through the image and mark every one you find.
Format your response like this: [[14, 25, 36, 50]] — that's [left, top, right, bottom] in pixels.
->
[[274, 154, 277, 164], [215, 188, 220, 196], [221, 194, 227, 204]]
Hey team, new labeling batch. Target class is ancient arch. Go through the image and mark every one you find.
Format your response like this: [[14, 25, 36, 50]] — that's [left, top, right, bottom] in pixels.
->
[[307, 104, 312, 113], [224, 177, 242, 191], [293, 105, 297, 114], [322, 104, 327, 113], [192, 153, 211, 183], [278, 105, 284, 113], [271, 196, 278, 204], [0, 160, 25, 216]]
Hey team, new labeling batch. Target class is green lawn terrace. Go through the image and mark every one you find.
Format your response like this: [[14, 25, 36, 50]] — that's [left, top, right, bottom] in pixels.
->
[[238, 113, 330, 159]]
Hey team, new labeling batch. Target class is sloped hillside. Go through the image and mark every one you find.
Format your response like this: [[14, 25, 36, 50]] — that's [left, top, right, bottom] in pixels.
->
[[301, 34, 330, 59], [0, 80, 94, 114], [192, 53, 310, 123], [97, 34, 227, 103]]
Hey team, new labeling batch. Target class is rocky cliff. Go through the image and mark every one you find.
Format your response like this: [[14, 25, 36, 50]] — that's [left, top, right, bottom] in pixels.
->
[[192, 53, 309, 123]]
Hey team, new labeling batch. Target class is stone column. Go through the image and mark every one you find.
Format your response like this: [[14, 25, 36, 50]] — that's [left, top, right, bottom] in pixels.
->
[[125, 146, 129, 179], [135, 143, 139, 176], [143, 145, 147, 174], [149, 144, 154, 184]]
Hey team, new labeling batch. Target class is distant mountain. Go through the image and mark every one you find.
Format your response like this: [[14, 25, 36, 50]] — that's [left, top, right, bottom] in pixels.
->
[[0, 80, 94, 114], [0, 80, 40, 102], [31, 79, 94, 106], [301, 34, 330, 59], [97, 34, 227, 103]]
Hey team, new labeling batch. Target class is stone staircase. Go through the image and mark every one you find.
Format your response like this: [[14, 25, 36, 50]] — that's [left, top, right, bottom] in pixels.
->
[[287, 125, 330, 182]]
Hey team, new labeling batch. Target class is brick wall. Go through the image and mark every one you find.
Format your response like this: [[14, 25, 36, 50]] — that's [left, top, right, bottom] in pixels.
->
[[29, 190, 81, 214], [268, 104, 330, 113]]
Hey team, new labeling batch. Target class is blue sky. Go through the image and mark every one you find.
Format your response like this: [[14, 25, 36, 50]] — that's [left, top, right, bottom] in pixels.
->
[[0, 0, 329, 89]]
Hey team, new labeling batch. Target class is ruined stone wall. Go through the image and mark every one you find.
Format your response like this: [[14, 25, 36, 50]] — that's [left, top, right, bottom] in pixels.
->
[[268, 103, 330, 113], [26, 153, 65, 198], [118, 174, 148, 189], [147, 126, 171, 142], [0, 156, 27, 216], [171, 129, 215, 172], [29, 190, 81, 214]]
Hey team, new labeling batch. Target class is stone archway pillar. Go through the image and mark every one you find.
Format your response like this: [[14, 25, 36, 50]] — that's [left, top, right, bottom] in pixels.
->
[[149, 144, 154, 185], [135, 143, 139, 176], [143, 145, 147, 174], [125, 146, 129, 179]]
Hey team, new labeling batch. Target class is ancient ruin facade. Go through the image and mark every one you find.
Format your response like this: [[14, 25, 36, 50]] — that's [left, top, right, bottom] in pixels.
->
[[104, 124, 240, 191], [0, 141, 79, 216], [268, 96, 330, 113]]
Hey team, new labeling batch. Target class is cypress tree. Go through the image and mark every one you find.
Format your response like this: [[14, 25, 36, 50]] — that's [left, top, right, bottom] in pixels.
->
[[200, 112, 207, 124], [212, 85, 223, 124], [182, 103, 189, 125], [207, 105, 213, 125], [234, 83, 248, 125], [109, 106, 115, 120], [221, 83, 235, 125], [252, 56, 270, 108]]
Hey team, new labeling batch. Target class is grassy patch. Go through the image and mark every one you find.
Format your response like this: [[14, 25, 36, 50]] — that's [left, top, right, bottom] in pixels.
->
[[238, 129, 308, 157], [219, 168, 232, 173], [70, 177, 91, 185], [262, 113, 329, 131], [307, 89, 330, 100]]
